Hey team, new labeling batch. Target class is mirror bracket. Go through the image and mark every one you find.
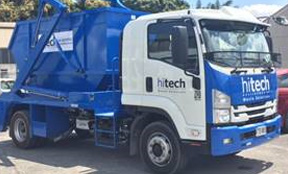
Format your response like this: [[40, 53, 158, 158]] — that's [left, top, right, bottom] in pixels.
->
[[184, 70, 201, 90]]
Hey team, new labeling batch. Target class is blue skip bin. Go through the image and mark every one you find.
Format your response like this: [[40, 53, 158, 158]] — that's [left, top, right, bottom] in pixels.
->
[[9, 7, 143, 92]]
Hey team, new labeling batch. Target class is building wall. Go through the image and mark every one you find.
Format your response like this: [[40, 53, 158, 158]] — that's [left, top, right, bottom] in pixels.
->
[[0, 22, 16, 79], [268, 6, 288, 68], [0, 23, 15, 48], [0, 64, 16, 78]]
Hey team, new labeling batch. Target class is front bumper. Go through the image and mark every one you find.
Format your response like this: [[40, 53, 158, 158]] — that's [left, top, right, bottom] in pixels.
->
[[211, 115, 282, 156]]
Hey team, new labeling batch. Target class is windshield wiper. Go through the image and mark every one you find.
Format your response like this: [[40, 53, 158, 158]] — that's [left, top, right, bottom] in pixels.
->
[[231, 68, 248, 75], [230, 56, 247, 74], [262, 66, 273, 73]]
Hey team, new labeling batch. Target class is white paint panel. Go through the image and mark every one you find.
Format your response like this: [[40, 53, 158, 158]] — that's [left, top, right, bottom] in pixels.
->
[[121, 20, 145, 98], [42, 31, 73, 53], [142, 20, 206, 140], [122, 13, 209, 141]]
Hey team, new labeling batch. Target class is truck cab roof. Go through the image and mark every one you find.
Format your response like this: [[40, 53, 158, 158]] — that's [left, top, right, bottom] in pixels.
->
[[136, 7, 268, 26]]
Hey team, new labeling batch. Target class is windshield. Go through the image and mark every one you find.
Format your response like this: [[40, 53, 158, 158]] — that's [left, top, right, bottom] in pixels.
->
[[201, 20, 269, 52], [1, 80, 14, 91], [200, 19, 281, 68]]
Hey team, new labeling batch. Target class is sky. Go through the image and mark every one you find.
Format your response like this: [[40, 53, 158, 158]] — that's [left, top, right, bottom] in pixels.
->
[[188, 0, 287, 17]]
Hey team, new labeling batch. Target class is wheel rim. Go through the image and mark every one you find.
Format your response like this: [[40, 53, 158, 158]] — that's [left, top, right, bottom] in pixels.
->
[[14, 118, 28, 143], [147, 132, 173, 167]]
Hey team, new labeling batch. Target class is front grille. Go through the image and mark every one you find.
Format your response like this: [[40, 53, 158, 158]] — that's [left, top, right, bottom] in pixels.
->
[[233, 100, 275, 122], [233, 101, 267, 110], [233, 101, 271, 110], [234, 114, 276, 126], [245, 101, 267, 108], [246, 109, 267, 116], [217, 99, 276, 127], [234, 108, 270, 117], [215, 114, 276, 127]]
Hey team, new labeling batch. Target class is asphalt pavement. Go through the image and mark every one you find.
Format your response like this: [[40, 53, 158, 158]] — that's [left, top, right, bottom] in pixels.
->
[[0, 132, 287, 174]]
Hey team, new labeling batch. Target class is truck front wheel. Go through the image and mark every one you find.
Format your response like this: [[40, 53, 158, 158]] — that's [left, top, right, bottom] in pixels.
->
[[140, 121, 186, 174], [9, 110, 41, 149]]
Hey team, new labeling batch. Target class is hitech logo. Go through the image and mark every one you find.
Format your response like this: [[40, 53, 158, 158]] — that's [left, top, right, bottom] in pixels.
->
[[158, 78, 186, 89], [241, 76, 270, 93]]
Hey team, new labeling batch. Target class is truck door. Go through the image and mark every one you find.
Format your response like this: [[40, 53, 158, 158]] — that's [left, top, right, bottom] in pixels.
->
[[143, 18, 206, 133]]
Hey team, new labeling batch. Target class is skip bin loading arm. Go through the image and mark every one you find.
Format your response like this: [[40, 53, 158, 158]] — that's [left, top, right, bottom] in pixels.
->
[[12, 0, 130, 96], [12, 0, 67, 94]]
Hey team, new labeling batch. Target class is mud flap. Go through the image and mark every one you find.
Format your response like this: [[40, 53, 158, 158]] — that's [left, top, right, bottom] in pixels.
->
[[0, 101, 9, 132]]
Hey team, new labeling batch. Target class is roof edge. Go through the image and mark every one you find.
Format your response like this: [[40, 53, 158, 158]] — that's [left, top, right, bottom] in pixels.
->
[[271, 4, 288, 17], [0, 22, 16, 28]]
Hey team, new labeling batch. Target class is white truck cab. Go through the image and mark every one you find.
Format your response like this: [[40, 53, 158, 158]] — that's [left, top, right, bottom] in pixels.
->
[[122, 7, 281, 173]]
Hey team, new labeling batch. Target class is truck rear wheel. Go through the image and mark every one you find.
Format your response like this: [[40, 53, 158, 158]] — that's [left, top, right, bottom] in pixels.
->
[[9, 110, 42, 149], [140, 121, 187, 174]]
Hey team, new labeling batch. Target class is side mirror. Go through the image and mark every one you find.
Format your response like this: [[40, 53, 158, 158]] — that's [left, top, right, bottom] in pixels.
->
[[171, 26, 188, 65], [273, 16, 288, 26], [265, 36, 273, 53], [272, 53, 282, 68], [193, 76, 201, 90]]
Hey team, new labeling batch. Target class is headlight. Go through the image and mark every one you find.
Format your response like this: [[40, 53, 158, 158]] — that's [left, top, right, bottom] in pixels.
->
[[214, 109, 231, 123], [213, 90, 231, 124], [273, 99, 278, 114], [213, 90, 231, 108]]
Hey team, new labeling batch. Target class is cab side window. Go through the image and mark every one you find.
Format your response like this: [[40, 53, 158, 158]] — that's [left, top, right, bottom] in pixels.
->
[[148, 20, 199, 75]]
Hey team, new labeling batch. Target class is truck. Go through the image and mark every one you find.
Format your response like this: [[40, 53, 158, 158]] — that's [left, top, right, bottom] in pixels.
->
[[277, 69, 288, 132], [0, 0, 282, 173]]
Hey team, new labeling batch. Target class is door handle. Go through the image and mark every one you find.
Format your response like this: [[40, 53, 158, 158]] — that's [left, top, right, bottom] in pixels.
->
[[146, 77, 153, 92]]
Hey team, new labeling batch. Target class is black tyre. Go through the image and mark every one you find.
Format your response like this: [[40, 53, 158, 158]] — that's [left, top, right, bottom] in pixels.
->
[[9, 110, 42, 149], [140, 121, 187, 174], [75, 129, 92, 139]]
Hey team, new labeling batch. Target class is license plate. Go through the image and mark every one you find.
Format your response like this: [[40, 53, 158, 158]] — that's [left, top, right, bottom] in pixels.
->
[[76, 119, 90, 130], [256, 126, 267, 137]]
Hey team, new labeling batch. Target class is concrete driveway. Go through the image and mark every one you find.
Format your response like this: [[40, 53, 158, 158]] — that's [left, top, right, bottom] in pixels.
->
[[0, 132, 287, 174]]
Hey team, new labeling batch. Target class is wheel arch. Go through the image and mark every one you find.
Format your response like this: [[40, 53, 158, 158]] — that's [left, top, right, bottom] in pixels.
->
[[5, 104, 29, 133], [129, 106, 179, 156]]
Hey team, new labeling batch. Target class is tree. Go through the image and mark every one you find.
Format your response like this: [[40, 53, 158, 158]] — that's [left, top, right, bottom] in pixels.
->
[[75, 0, 110, 11], [215, 0, 220, 9], [196, 0, 202, 9], [122, 0, 190, 13], [0, 0, 110, 22], [205, 0, 233, 9], [222, 0, 233, 6], [0, 0, 191, 22], [0, 0, 18, 22]]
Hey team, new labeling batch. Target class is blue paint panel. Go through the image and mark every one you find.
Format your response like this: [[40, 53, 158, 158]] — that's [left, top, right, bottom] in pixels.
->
[[32, 121, 47, 137], [0, 102, 9, 131], [9, 8, 144, 92], [205, 61, 278, 123], [0, 101, 10, 132], [30, 105, 70, 138], [230, 74, 277, 105], [45, 106, 70, 138], [211, 115, 281, 156]]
